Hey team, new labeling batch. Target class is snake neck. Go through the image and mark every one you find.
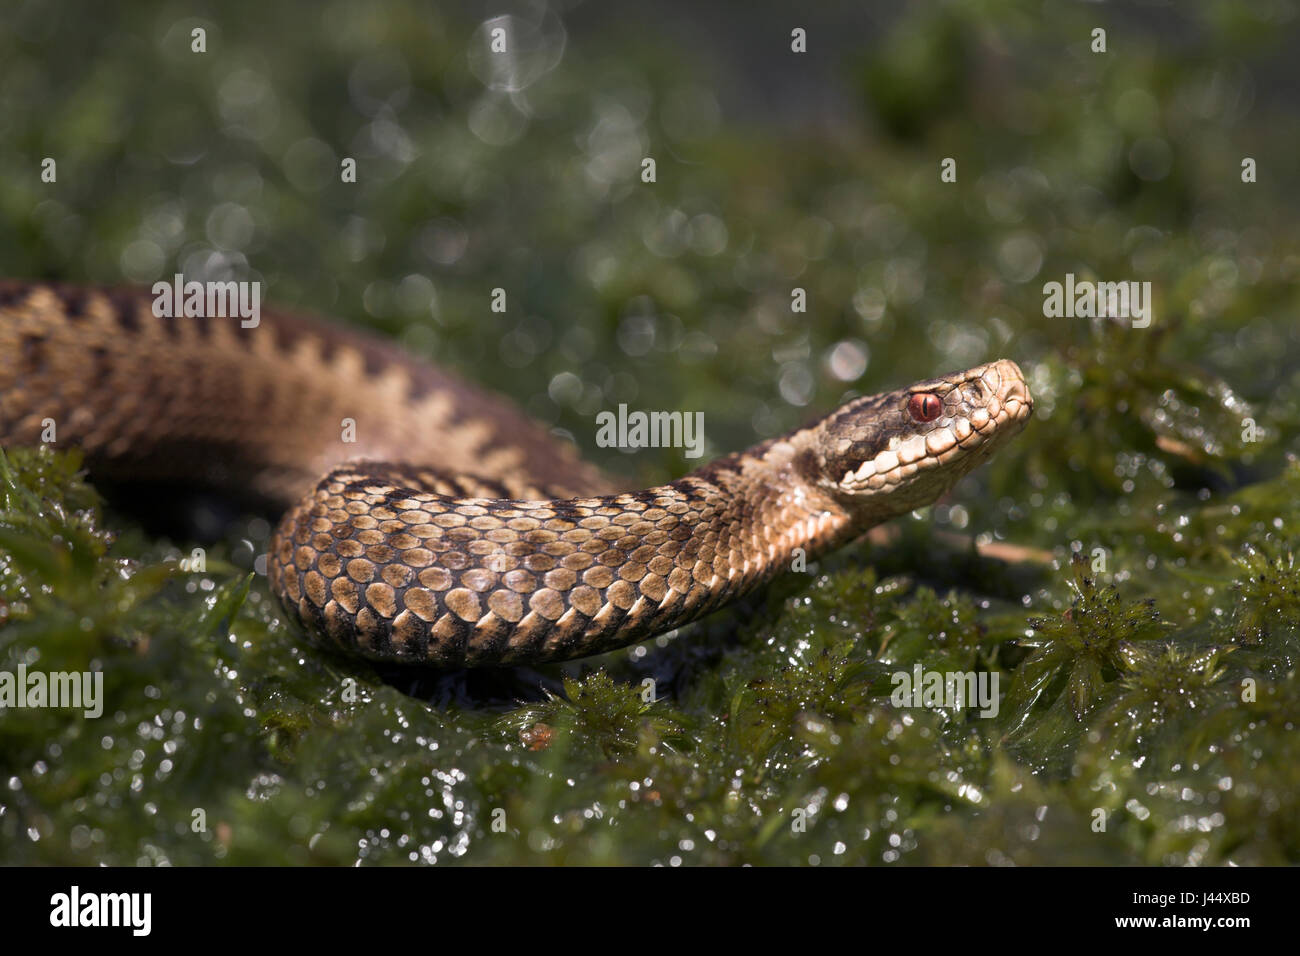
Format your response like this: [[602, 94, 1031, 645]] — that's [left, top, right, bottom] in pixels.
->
[[272, 428, 864, 666], [689, 431, 860, 578]]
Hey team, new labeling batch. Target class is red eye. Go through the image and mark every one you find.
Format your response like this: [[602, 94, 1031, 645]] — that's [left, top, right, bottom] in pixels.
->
[[908, 393, 942, 423]]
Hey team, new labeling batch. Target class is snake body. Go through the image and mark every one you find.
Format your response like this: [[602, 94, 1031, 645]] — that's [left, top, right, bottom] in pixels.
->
[[1, 281, 1032, 666]]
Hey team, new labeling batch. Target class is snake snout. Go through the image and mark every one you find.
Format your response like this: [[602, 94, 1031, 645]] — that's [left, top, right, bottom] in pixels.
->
[[976, 359, 1033, 427]]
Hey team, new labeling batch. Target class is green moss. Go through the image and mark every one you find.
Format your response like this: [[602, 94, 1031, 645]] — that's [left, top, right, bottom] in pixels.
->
[[1010, 554, 1169, 729], [1229, 543, 1300, 647], [3, 446, 1300, 864]]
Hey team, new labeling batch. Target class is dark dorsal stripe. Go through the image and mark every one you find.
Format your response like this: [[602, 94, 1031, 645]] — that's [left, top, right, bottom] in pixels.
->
[[53, 285, 91, 320], [0, 281, 35, 308], [106, 288, 142, 334], [21, 334, 47, 374]]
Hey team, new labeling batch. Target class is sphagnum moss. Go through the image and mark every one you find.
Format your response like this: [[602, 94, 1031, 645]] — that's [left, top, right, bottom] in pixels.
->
[[4, 441, 1298, 864]]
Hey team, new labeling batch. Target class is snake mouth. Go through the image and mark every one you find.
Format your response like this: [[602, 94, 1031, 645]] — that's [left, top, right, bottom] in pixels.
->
[[836, 359, 1033, 496]]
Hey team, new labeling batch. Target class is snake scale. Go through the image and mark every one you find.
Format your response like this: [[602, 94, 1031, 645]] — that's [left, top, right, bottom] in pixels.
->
[[0, 281, 1033, 666]]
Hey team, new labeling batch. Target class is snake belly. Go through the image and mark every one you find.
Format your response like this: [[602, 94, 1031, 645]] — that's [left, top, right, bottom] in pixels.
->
[[0, 282, 1033, 666]]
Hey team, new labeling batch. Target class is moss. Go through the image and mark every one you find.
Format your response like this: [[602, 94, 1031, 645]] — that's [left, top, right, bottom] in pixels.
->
[[3, 445, 1300, 864], [1010, 554, 1169, 730], [1229, 543, 1300, 648]]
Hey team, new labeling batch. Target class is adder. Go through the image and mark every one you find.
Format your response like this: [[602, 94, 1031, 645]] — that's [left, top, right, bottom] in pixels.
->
[[0, 281, 1033, 666]]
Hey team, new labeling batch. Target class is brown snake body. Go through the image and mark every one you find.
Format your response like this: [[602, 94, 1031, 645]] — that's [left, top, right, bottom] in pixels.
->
[[0, 281, 1033, 666]]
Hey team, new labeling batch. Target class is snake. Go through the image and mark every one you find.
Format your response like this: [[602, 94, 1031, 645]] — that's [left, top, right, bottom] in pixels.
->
[[0, 281, 1033, 666]]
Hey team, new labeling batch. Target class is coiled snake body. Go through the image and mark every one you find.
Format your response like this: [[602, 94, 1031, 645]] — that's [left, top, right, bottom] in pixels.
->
[[1, 282, 1033, 666]]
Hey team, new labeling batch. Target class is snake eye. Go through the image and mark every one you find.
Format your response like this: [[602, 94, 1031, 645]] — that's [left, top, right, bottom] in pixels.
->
[[908, 392, 942, 423]]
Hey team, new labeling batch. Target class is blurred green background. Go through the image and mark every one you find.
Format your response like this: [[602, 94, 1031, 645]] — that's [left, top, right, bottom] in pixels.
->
[[2, 0, 1299, 865]]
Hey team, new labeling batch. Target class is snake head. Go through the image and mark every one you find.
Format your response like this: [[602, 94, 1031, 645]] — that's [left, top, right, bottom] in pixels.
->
[[814, 359, 1033, 515]]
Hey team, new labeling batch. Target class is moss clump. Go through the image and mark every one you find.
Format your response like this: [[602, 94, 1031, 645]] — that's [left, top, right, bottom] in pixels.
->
[[1008, 554, 1169, 740], [1229, 543, 1300, 647], [3, 448, 1300, 864]]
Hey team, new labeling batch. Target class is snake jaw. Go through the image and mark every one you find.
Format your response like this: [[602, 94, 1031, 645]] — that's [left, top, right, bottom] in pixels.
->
[[826, 359, 1032, 508]]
